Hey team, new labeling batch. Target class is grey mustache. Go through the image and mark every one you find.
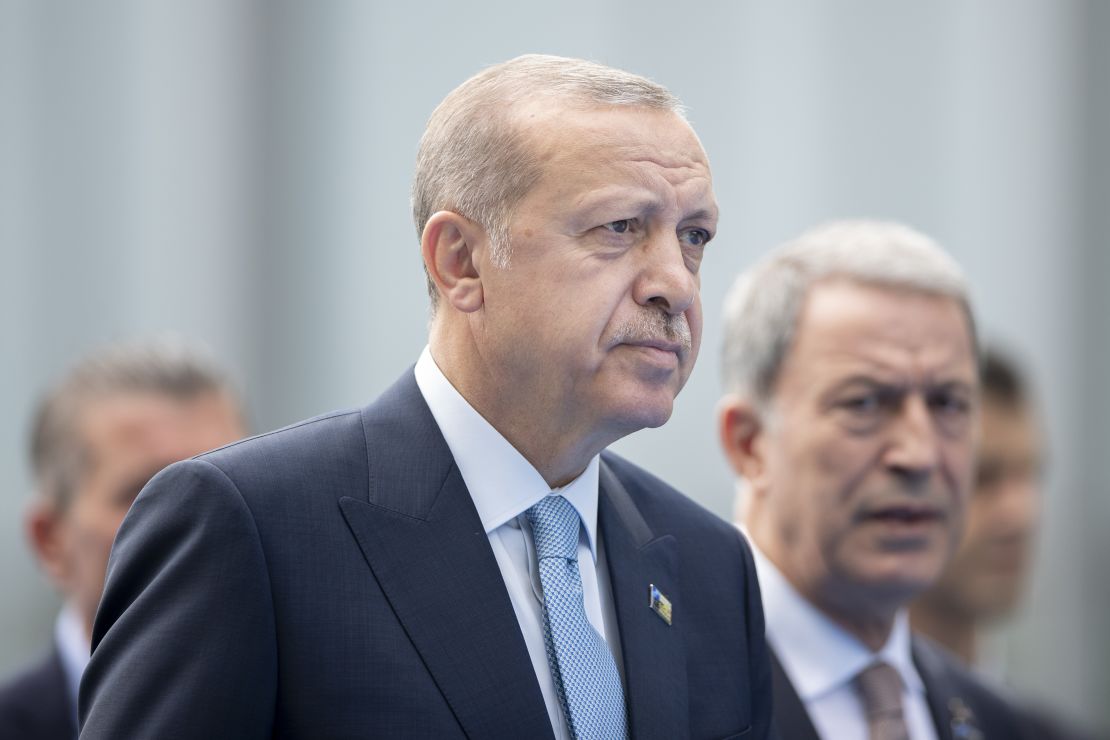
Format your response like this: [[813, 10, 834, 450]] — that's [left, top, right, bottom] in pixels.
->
[[610, 311, 692, 350]]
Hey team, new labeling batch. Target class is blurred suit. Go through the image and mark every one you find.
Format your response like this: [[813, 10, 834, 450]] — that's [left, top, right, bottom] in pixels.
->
[[0, 648, 77, 740]]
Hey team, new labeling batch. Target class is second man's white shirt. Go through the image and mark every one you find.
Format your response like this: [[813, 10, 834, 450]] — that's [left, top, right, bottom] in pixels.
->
[[749, 538, 938, 740]]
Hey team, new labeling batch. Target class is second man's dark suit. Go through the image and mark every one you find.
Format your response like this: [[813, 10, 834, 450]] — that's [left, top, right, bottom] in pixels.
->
[[0, 648, 77, 740], [770, 637, 1025, 740], [79, 370, 773, 739]]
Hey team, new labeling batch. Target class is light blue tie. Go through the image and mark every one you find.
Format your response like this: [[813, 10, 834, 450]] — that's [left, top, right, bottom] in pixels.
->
[[527, 495, 629, 740]]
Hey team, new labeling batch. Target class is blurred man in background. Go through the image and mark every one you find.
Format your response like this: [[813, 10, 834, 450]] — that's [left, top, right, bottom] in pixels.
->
[[719, 220, 1024, 739], [912, 349, 1098, 740], [0, 339, 245, 739], [911, 347, 1041, 666]]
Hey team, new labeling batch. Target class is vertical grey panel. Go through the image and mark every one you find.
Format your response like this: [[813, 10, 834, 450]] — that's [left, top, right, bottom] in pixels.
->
[[0, 0, 1104, 730]]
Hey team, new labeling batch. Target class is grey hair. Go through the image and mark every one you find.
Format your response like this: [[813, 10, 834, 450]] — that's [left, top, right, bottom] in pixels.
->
[[29, 337, 241, 509], [721, 219, 976, 405], [411, 53, 685, 309]]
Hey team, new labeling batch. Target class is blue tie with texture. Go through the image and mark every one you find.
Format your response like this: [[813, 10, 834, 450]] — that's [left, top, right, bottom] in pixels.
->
[[526, 495, 629, 740]]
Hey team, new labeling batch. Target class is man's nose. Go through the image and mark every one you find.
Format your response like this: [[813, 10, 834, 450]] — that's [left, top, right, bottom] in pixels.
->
[[632, 234, 697, 315], [884, 395, 942, 484]]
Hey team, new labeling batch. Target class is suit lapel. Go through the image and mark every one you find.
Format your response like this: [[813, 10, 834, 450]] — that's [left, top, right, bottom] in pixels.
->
[[912, 637, 958, 740], [599, 460, 688, 740], [339, 373, 553, 740], [768, 649, 821, 740]]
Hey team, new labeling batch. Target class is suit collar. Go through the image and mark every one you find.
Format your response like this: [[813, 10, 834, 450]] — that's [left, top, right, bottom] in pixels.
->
[[599, 458, 689, 739], [913, 636, 964, 740], [413, 346, 601, 558], [346, 374, 693, 739], [341, 371, 554, 739], [769, 648, 821, 740]]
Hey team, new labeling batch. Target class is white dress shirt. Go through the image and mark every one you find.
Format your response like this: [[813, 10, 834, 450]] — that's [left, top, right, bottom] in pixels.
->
[[55, 603, 90, 710], [749, 540, 938, 740], [414, 346, 624, 740]]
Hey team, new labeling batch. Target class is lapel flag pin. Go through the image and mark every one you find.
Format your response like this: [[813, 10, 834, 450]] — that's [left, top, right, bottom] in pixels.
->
[[648, 584, 672, 625], [948, 698, 983, 740]]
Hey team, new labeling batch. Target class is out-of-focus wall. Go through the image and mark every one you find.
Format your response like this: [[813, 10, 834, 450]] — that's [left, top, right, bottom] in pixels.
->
[[1, 0, 1105, 732]]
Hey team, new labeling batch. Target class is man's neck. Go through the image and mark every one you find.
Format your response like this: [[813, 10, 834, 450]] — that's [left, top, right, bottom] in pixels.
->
[[816, 598, 898, 653], [428, 336, 614, 488], [751, 526, 899, 652], [909, 602, 977, 664]]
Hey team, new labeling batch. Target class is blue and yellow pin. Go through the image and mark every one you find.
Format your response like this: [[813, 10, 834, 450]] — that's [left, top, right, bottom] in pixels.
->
[[648, 584, 672, 625]]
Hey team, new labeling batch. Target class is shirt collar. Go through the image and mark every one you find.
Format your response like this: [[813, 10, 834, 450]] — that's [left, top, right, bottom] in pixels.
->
[[413, 346, 600, 560], [55, 602, 89, 707], [747, 533, 925, 701]]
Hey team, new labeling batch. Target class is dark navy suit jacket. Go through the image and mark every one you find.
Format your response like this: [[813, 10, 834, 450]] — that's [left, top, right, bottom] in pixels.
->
[[770, 637, 1025, 740], [0, 646, 78, 740], [79, 371, 772, 739]]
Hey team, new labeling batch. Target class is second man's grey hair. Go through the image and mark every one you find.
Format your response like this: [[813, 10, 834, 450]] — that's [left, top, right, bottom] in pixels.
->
[[721, 219, 975, 406]]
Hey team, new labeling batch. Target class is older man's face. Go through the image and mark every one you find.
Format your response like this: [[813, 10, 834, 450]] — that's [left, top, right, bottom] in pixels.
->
[[475, 103, 717, 448], [756, 280, 978, 617]]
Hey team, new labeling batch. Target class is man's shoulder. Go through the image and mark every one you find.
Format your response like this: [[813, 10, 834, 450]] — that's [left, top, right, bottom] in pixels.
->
[[188, 369, 428, 485], [198, 406, 365, 471], [0, 648, 75, 737]]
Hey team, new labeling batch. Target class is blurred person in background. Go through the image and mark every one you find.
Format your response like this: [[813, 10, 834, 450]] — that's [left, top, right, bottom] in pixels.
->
[[719, 220, 1025, 739], [0, 339, 246, 740], [912, 348, 1098, 740], [911, 347, 1041, 666]]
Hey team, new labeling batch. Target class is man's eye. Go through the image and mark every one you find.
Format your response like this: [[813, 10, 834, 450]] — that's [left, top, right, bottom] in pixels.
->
[[681, 228, 711, 247], [603, 219, 634, 234], [840, 395, 880, 414], [929, 392, 971, 416]]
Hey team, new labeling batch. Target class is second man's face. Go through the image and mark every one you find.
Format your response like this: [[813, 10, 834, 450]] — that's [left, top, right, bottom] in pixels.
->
[[755, 280, 979, 617], [476, 102, 718, 446]]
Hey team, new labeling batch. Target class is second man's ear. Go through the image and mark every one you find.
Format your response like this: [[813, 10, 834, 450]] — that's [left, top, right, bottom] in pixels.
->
[[25, 500, 71, 591], [421, 211, 488, 313], [717, 395, 769, 489]]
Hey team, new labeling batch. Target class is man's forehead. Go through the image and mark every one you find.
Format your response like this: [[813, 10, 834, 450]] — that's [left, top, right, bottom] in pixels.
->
[[787, 280, 977, 380]]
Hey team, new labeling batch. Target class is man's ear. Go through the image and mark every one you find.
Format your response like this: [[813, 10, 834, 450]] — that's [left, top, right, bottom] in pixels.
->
[[421, 211, 488, 313], [25, 499, 70, 590], [717, 395, 769, 490]]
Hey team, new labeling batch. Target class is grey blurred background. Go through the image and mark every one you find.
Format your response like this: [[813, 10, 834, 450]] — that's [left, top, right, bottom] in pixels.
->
[[2, 0, 1107, 732]]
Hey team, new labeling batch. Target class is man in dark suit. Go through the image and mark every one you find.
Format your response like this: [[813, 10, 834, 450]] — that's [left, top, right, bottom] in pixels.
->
[[80, 55, 772, 739], [718, 220, 1024, 739], [0, 339, 245, 740]]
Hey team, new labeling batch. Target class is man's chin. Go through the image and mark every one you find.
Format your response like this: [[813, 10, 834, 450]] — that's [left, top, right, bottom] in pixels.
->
[[610, 398, 676, 435]]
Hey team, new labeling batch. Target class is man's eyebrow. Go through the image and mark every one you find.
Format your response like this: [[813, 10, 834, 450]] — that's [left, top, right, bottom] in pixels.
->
[[826, 375, 892, 390], [572, 190, 718, 225], [680, 207, 718, 224], [572, 187, 656, 214]]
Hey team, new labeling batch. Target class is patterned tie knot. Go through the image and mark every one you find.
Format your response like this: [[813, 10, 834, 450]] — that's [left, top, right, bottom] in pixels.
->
[[856, 661, 904, 719], [527, 495, 581, 562], [856, 661, 909, 740]]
